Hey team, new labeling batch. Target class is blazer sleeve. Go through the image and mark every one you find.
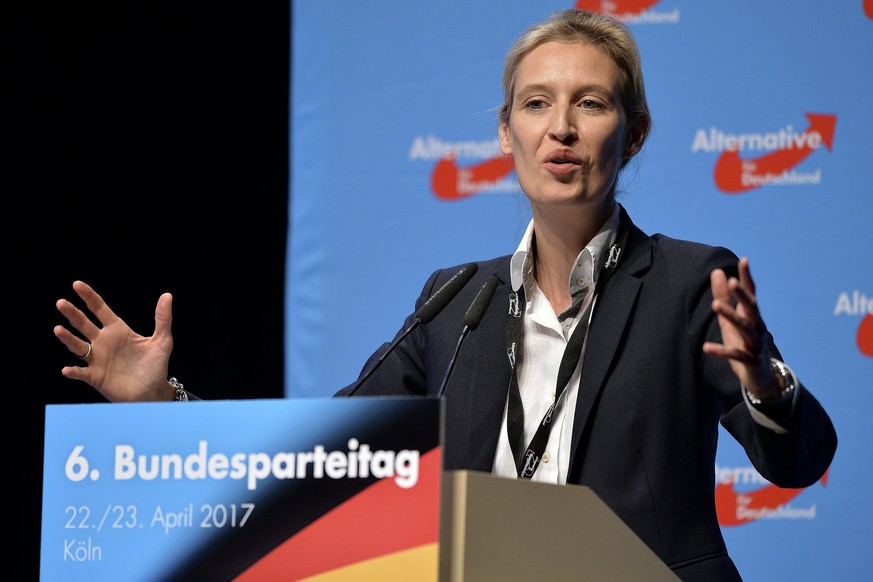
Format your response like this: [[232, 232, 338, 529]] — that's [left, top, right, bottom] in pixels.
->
[[693, 246, 837, 488]]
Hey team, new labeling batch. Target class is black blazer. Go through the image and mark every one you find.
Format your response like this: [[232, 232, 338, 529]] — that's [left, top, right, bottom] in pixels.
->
[[340, 208, 837, 581]]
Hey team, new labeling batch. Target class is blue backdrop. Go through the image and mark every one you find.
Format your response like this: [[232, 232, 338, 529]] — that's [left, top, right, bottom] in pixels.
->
[[287, 1, 873, 579]]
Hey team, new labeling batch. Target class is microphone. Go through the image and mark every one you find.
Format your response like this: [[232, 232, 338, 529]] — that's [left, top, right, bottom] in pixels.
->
[[346, 263, 479, 396], [435, 275, 499, 398], [412, 263, 479, 324]]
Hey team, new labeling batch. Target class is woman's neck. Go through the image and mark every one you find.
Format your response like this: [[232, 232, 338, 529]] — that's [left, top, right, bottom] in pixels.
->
[[530, 200, 614, 314]]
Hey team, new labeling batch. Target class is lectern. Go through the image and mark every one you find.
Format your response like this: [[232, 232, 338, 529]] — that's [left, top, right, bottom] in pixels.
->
[[440, 470, 679, 581]]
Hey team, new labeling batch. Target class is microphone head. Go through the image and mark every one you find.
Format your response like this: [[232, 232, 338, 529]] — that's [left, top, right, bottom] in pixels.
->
[[463, 275, 499, 330], [414, 263, 478, 323]]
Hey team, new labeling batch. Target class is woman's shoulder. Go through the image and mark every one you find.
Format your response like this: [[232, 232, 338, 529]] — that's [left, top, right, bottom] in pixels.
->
[[650, 232, 737, 259], [622, 207, 738, 269], [648, 232, 740, 277], [427, 255, 512, 283]]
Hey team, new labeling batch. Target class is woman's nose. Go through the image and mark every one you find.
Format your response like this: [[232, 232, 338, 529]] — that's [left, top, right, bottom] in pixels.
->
[[548, 107, 577, 143]]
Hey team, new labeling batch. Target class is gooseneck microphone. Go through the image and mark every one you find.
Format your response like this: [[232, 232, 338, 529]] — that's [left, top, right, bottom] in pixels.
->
[[346, 263, 479, 396], [435, 275, 499, 398], [410, 263, 479, 324]]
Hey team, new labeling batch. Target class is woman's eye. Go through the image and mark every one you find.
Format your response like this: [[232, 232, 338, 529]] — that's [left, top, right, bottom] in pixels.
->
[[580, 99, 604, 110], [525, 99, 547, 110]]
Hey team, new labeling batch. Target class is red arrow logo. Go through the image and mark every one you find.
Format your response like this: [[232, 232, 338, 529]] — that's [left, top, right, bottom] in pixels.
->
[[431, 155, 515, 201], [716, 469, 829, 527], [858, 313, 873, 357], [575, 0, 661, 14], [714, 113, 836, 194]]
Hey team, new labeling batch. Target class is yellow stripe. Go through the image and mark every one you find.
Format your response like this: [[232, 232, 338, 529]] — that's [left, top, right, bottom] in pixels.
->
[[298, 543, 438, 582]]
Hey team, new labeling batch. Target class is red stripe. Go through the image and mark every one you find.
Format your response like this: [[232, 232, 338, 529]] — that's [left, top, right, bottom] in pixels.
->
[[235, 447, 441, 580]]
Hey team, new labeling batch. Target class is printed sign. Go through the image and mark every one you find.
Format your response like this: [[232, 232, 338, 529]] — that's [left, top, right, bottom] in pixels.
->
[[41, 398, 442, 581]]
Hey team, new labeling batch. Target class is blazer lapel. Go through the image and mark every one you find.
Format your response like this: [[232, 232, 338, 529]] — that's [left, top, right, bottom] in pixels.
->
[[569, 221, 653, 471]]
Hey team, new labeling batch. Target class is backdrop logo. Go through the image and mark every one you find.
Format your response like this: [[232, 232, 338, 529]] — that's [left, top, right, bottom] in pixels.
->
[[575, 0, 680, 23], [866, 0, 873, 19], [409, 134, 516, 201], [693, 113, 836, 194], [715, 465, 828, 527], [834, 290, 873, 357]]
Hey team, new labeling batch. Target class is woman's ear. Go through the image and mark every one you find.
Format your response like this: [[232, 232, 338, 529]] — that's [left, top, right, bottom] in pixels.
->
[[499, 122, 513, 156], [623, 116, 649, 160]]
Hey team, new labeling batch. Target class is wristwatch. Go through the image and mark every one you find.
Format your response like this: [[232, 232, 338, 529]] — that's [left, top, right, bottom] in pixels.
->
[[745, 358, 797, 405]]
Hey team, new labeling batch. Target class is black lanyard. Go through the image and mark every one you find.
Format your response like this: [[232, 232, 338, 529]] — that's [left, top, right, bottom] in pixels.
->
[[505, 213, 628, 479]]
